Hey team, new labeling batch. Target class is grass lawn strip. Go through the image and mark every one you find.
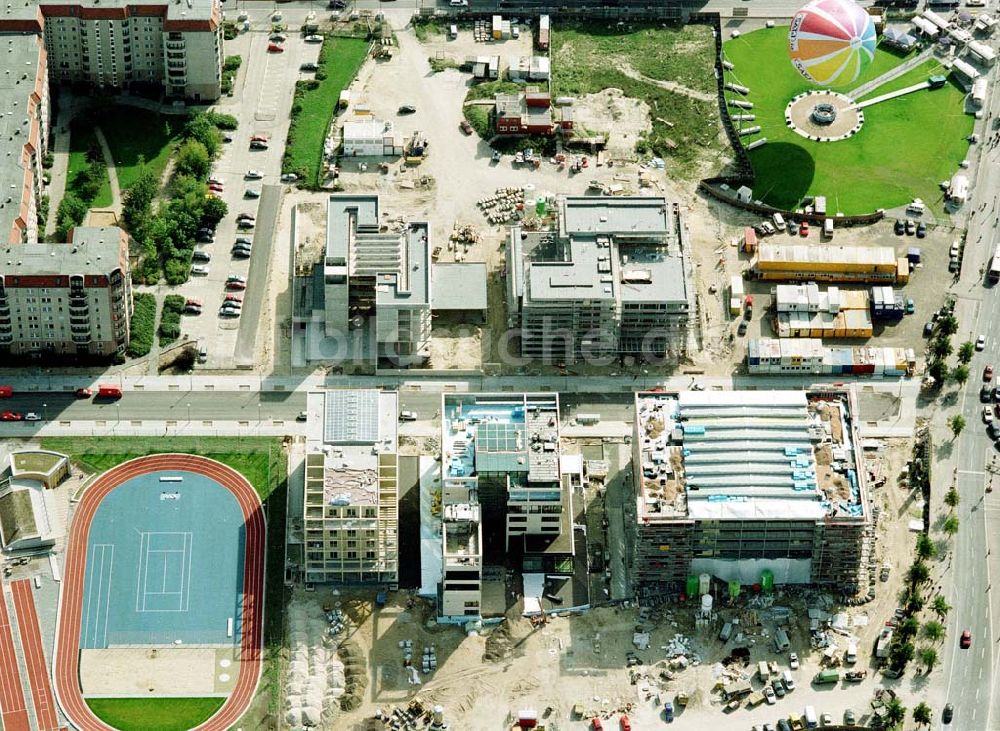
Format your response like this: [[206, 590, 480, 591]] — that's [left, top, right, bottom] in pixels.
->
[[722, 27, 971, 215], [284, 35, 369, 186], [67, 122, 113, 209], [96, 107, 180, 191], [86, 697, 224, 731]]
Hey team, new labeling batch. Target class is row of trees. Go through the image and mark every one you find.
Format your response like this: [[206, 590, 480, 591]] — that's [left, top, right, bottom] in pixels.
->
[[125, 112, 236, 285], [54, 137, 109, 242]]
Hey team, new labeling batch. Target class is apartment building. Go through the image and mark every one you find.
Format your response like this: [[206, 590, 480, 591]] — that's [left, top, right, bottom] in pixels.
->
[[0, 0, 222, 101], [632, 389, 871, 595], [303, 390, 399, 585], [321, 194, 431, 366], [0, 34, 48, 246], [439, 393, 572, 621], [0, 227, 132, 357], [506, 196, 692, 363]]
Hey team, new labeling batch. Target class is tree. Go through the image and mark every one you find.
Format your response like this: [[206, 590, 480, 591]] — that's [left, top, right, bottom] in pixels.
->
[[174, 139, 211, 180], [898, 617, 920, 642], [916, 533, 936, 561], [927, 358, 949, 384], [183, 113, 222, 158], [943, 514, 960, 536], [54, 193, 89, 241], [938, 313, 959, 337], [933, 595, 951, 618], [908, 561, 929, 585], [951, 364, 970, 385], [923, 620, 944, 642], [913, 702, 932, 726], [121, 160, 159, 237], [201, 195, 228, 228], [958, 340, 976, 364], [945, 487, 960, 509], [950, 414, 966, 438], [932, 336, 953, 360], [905, 588, 925, 614], [919, 646, 938, 673], [884, 696, 907, 728]]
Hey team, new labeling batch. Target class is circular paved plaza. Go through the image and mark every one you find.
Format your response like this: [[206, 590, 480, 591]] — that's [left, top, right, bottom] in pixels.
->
[[785, 90, 863, 142]]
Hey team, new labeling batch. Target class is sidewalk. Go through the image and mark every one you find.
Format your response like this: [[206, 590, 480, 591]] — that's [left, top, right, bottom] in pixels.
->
[[44, 99, 77, 238]]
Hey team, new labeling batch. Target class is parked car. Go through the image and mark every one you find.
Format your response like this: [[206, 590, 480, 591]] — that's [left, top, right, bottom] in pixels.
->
[[845, 709, 856, 725], [300, 62, 319, 72], [590, 719, 603, 731], [270, 33, 286, 42], [399, 410, 418, 421], [788, 221, 799, 235], [245, 188, 261, 199], [75, 387, 93, 398], [763, 685, 776, 705], [905, 219, 916, 235], [799, 221, 810, 237], [237, 220, 256, 230], [916, 222, 927, 238], [460, 120, 473, 135], [986, 365, 995, 382], [249, 140, 269, 150], [772, 679, 786, 698], [191, 264, 210, 275], [398, 104, 417, 114], [663, 701, 674, 722], [208, 182, 224, 192], [24, 412, 40, 421], [195, 232, 215, 244], [923, 321, 934, 337], [224, 294, 243, 303], [267, 42, 284, 52], [237, 213, 256, 222], [943, 704, 953, 723], [226, 280, 247, 290], [978, 335, 987, 350], [207, 175, 224, 186], [619, 715, 631, 731], [328, 0, 346, 8], [449, 0, 469, 5], [184, 305, 202, 315], [232, 248, 251, 259], [227, 274, 247, 283], [305, 34, 324, 43], [235, 236, 253, 246], [894, 219, 905, 235], [245, 169, 264, 179], [219, 308, 241, 318], [789, 653, 799, 669], [1, 411, 23, 421], [281, 173, 299, 182], [192, 251, 211, 262], [984, 407, 994, 424], [296, 411, 308, 422]]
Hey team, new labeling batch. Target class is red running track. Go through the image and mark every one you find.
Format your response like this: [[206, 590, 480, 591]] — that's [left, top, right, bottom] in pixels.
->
[[53, 454, 266, 731], [0, 581, 30, 731], [11, 579, 60, 730]]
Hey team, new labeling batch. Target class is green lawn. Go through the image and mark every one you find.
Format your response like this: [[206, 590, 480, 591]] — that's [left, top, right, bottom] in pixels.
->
[[67, 122, 113, 208], [86, 697, 224, 731], [723, 27, 972, 215], [95, 107, 180, 191], [284, 35, 369, 186], [40, 437, 286, 500], [551, 23, 721, 171]]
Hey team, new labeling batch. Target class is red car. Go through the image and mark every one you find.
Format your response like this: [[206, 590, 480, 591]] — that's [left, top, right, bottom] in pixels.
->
[[208, 182, 224, 192], [75, 387, 93, 398], [251, 134, 270, 143], [800, 221, 810, 237], [226, 281, 247, 291], [986, 365, 995, 382], [961, 629, 972, 649], [186, 298, 203, 308], [1, 411, 23, 421], [591, 719, 604, 731], [267, 42, 284, 53], [619, 716, 631, 731], [460, 120, 473, 135], [224, 294, 243, 303]]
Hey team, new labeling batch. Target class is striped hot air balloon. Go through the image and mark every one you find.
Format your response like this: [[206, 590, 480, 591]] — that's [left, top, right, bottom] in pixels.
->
[[788, 0, 877, 87]]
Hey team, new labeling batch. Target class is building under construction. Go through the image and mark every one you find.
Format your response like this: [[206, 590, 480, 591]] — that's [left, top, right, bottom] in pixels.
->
[[505, 196, 693, 363], [631, 389, 871, 595]]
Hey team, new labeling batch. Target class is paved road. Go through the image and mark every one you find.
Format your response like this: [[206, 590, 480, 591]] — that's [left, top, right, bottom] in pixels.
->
[[937, 56, 1000, 731]]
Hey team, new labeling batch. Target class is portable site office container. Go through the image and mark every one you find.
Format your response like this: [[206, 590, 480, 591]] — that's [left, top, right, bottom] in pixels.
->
[[758, 661, 770, 681]]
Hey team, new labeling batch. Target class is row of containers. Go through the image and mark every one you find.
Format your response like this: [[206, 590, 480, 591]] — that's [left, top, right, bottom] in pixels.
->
[[747, 338, 916, 376], [684, 570, 776, 599]]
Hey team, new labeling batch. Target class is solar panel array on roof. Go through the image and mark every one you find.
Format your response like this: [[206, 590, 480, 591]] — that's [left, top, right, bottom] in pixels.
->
[[324, 390, 379, 444]]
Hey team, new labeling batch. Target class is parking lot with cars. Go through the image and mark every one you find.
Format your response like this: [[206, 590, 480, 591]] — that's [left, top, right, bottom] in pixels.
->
[[170, 26, 318, 369]]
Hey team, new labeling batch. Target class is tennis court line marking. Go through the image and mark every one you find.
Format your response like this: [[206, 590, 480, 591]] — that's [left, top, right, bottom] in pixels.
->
[[83, 544, 113, 648], [136, 531, 192, 613]]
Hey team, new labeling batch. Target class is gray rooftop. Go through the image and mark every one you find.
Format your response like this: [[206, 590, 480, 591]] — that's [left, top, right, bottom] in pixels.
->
[[561, 196, 671, 236], [375, 223, 430, 308], [324, 390, 379, 445], [519, 197, 688, 306], [326, 194, 379, 266], [0, 35, 43, 246], [432, 263, 487, 311], [0, 0, 216, 23], [0, 230, 126, 276]]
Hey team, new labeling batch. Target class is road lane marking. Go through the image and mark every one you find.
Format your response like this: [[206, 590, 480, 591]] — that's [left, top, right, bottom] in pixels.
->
[[960, 470, 987, 476]]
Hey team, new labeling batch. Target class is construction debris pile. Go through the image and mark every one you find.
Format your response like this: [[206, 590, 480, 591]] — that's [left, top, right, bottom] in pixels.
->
[[448, 224, 482, 262], [477, 187, 525, 225], [373, 698, 451, 731], [400, 640, 438, 684], [284, 598, 348, 727]]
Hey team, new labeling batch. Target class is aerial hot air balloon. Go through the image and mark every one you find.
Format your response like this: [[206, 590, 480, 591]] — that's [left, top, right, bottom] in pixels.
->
[[788, 0, 877, 87]]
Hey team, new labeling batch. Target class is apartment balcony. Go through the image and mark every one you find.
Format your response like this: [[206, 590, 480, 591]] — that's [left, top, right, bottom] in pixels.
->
[[165, 40, 185, 51], [71, 335, 90, 345], [70, 315, 90, 326]]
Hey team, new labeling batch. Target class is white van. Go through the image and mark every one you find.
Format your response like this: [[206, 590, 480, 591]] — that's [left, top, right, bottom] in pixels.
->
[[906, 199, 926, 215], [782, 670, 795, 690], [772, 212, 785, 229], [823, 218, 834, 238], [805, 705, 818, 728], [846, 641, 857, 664], [448, 24, 458, 39], [399, 410, 418, 421]]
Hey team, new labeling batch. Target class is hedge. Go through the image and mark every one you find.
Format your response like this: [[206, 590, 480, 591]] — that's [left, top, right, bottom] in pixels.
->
[[127, 293, 157, 358]]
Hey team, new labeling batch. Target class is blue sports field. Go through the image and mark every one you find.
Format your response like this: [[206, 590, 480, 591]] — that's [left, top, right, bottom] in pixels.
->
[[80, 470, 246, 648]]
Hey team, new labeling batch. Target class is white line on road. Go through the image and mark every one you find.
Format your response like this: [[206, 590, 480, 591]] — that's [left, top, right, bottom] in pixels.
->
[[959, 470, 987, 476]]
